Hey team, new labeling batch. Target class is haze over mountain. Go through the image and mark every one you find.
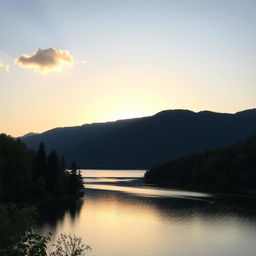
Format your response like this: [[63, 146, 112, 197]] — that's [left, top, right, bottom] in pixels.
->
[[21, 109, 256, 169]]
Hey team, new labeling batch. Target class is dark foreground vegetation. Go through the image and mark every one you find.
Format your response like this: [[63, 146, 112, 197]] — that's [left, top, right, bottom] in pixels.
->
[[145, 135, 256, 196], [0, 133, 86, 255], [0, 133, 83, 204], [0, 205, 90, 255]]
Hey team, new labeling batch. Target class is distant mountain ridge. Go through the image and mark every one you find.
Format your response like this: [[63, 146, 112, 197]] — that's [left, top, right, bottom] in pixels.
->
[[22, 132, 39, 138], [22, 118, 138, 152], [21, 108, 256, 169]]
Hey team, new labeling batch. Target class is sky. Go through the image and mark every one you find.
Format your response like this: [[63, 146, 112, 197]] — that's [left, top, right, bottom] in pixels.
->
[[0, 0, 255, 136]]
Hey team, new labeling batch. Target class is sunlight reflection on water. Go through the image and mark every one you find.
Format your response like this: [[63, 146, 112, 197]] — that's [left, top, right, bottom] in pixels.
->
[[38, 170, 256, 256]]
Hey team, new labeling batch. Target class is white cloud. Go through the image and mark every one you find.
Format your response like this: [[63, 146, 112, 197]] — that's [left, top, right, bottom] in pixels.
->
[[15, 48, 73, 73]]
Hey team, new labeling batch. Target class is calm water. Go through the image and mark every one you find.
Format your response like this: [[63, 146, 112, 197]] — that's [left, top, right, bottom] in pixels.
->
[[38, 170, 256, 256]]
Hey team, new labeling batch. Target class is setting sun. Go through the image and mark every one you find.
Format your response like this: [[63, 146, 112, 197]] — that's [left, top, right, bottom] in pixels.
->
[[106, 108, 151, 121], [1, 1, 256, 256]]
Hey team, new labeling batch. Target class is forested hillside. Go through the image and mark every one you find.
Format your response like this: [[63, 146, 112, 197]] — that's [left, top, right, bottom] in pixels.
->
[[22, 109, 256, 169], [145, 135, 256, 195]]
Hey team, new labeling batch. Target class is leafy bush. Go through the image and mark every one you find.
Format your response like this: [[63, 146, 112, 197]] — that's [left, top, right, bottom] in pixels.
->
[[49, 234, 91, 256]]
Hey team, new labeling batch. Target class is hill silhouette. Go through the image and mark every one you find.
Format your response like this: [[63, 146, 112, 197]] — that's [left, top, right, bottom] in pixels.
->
[[145, 135, 256, 195], [21, 109, 256, 169], [22, 119, 137, 152]]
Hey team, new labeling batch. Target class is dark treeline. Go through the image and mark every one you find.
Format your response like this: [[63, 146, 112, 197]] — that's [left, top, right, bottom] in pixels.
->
[[0, 134, 86, 255], [145, 135, 256, 195], [0, 133, 83, 205]]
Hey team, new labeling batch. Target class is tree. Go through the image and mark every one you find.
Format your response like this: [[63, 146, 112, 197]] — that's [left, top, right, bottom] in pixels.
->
[[145, 135, 256, 194], [33, 142, 47, 181], [0, 134, 84, 203], [49, 234, 91, 256], [0, 134, 33, 202], [67, 161, 84, 197], [0, 205, 90, 256], [46, 151, 60, 193], [0, 205, 49, 256]]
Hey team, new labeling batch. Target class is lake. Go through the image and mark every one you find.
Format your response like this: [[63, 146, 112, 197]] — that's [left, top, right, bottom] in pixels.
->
[[38, 170, 256, 256]]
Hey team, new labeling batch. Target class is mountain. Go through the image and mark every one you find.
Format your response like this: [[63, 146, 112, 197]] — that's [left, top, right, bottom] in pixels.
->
[[144, 135, 256, 195], [21, 118, 138, 152], [22, 132, 39, 138], [21, 108, 256, 169]]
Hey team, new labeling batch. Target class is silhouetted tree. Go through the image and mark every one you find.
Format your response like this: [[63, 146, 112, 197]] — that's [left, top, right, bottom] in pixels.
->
[[67, 161, 84, 197], [0, 134, 33, 202], [0, 205, 90, 256], [0, 134, 89, 254], [46, 151, 60, 193], [0, 134, 84, 204], [33, 142, 47, 180]]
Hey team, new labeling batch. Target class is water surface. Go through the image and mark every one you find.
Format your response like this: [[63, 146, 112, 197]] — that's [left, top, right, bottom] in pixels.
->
[[38, 170, 256, 256]]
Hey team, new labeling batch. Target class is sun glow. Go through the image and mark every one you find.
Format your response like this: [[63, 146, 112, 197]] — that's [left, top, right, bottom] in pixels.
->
[[107, 108, 152, 121]]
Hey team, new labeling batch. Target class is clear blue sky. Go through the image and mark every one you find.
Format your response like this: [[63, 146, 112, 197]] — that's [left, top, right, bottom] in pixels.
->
[[0, 0, 255, 136]]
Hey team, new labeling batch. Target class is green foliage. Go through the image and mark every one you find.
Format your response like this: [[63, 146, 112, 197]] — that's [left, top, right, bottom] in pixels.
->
[[145, 135, 256, 194]]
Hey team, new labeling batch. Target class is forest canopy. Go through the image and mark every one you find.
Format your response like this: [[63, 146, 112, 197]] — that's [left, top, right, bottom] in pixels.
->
[[145, 135, 256, 195], [0, 133, 83, 204]]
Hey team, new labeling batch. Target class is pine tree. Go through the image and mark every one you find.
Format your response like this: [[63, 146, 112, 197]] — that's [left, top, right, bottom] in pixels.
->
[[46, 151, 60, 193], [67, 161, 84, 197], [33, 142, 47, 181]]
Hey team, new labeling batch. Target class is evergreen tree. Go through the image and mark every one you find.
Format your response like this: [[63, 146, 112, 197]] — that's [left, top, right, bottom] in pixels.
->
[[67, 161, 84, 197], [0, 134, 33, 202], [46, 151, 60, 193], [32, 142, 48, 199], [0, 134, 84, 203], [33, 142, 47, 181]]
